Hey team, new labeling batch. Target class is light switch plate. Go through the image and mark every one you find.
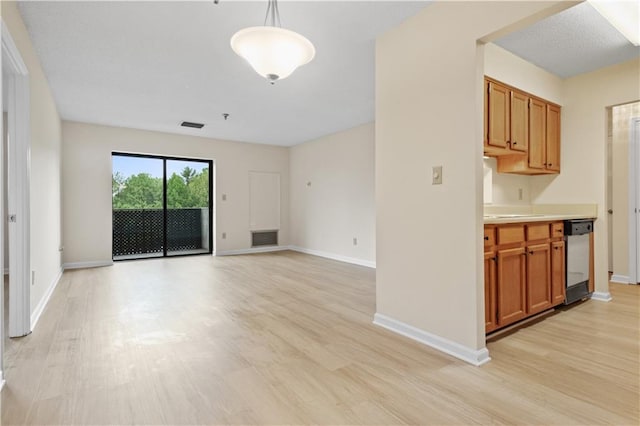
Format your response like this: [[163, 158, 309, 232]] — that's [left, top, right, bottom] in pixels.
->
[[432, 166, 443, 185]]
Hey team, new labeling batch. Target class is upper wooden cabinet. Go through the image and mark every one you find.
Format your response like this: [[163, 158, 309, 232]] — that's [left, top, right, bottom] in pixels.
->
[[510, 91, 529, 153], [485, 80, 511, 154], [546, 104, 561, 172], [484, 77, 562, 175]]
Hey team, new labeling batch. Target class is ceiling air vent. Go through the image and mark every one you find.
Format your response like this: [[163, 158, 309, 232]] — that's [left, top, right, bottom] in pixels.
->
[[181, 121, 204, 129]]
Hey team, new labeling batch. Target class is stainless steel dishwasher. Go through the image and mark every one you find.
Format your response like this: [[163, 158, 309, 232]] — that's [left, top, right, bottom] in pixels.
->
[[564, 219, 594, 304]]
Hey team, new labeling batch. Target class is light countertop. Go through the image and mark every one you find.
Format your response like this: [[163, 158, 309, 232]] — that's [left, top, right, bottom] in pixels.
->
[[484, 213, 596, 225]]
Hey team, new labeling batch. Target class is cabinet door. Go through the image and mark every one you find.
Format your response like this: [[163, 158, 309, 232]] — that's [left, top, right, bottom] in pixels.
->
[[528, 98, 547, 170], [488, 81, 510, 149], [485, 251, 498, 333], [510, 91, 528, 153], [527, 243, 552, 315], [546, 104, 561, 172], [497, 247, 527, 326], [551, 240, 566, 305]]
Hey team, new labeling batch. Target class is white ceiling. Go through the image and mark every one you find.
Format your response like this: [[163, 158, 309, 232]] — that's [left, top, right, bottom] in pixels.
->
[[17, 1, 429, 146], [17, 1, 640, 147], [495, 1, 640, 79]]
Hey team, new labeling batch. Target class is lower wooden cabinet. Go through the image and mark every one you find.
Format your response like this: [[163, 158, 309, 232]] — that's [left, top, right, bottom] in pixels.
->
[[485, 220, 567, 333], [484, 251, 497, 333], [496, 247, 527, 326], [551, 240, 566, 304], [526, 243, 552, 315]]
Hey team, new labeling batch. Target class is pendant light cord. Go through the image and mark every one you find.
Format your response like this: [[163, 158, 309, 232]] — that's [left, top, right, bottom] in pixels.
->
[[263, 0, 282, 28]]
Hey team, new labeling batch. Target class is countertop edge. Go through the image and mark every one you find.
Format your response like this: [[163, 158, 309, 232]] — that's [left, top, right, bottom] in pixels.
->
[[484, 215, 597, 225]]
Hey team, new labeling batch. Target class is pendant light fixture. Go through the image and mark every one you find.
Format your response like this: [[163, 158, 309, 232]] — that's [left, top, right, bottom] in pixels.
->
[[230, 0, 315, 84]]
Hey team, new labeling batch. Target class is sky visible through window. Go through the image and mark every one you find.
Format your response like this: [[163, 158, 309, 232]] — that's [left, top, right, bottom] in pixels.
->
[[113, 155, 208, 178]]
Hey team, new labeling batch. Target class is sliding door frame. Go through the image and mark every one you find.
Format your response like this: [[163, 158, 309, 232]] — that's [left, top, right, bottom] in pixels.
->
[[112, 152, 214, 260]]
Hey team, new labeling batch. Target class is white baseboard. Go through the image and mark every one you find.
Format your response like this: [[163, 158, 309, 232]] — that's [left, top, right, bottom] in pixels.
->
[[373, 313, 491, 366], [610, 274, 631, 284], [591, 291, 612, 302], [62, 260, 113, 270], [289, 246, 376, 269], [216, 246, 292, 256], [30, 268, 63, 331]]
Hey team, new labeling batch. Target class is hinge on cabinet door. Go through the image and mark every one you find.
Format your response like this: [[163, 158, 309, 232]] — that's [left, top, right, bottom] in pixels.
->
[[488, 82, 491, 93]]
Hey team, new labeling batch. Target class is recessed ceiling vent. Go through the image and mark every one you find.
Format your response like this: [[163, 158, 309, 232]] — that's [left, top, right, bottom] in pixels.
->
[[181, 121, 204, 129]]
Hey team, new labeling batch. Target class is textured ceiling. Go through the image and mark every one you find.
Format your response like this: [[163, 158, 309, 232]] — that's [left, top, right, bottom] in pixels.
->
[[495, 1, 640, 79], [17, 1, 640, 146], [18, 1, 429, 146]]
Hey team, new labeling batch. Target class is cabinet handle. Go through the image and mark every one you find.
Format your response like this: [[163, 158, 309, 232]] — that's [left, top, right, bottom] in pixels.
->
[[548, 163, 553, 167], [529, 251, 534, 255], [484, 236, 489, 240], [492, 257, 497, 262]]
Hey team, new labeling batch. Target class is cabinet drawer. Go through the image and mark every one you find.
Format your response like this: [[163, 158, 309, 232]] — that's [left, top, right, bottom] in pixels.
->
[[550, 222, 564, 238], [497, 225, 525, 245], [484, 227, 496, 248], [527, 223, 550, 241]]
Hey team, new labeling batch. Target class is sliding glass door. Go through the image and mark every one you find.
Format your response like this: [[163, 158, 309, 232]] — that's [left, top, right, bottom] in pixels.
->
[[166, 159, 211, 256], [112, 153, 212, 260]]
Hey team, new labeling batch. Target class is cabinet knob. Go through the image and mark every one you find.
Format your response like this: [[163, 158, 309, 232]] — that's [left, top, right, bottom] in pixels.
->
[[484, 236, 489, 241], [548, 163, 553, 166], [529, 251, 534, 255], [513, 141, 517, 145]]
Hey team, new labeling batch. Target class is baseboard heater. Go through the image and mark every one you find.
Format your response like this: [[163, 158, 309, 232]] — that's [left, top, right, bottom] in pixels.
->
[[251, 230, 278, 247]]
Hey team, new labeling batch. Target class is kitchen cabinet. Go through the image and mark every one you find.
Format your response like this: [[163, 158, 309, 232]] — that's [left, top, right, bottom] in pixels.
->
[[484, 220, 569, 333], [528, 98, 547, 170], [546, 104, 561, 172], [484, 77, 562, 175], [551, 240, 566, 305], [526, 243, 552, 315], [510, 91, 529, 153], [484, 78, 531, 157], [484, 251, 498, 333], [496, 247, 527, 326]]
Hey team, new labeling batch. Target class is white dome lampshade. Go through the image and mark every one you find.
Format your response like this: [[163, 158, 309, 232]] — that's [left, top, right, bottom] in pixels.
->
[[231, 26, 315, 84]]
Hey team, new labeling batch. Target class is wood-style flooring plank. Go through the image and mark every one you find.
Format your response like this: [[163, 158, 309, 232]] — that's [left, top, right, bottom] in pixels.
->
[[1, 251, 638, 425]]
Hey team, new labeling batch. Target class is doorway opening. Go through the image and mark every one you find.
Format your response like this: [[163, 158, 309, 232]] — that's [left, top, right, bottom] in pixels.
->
[[608, 101, 640, 285], [112, 153, 213, 260]]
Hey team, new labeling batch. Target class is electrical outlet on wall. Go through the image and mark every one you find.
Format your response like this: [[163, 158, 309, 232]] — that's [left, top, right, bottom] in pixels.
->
[[353, 237, 358, 246], [222, 232, 227, 239], [222, 194, 227, 201], [518, 188, 523, 201], [31, 270, 35, 286]]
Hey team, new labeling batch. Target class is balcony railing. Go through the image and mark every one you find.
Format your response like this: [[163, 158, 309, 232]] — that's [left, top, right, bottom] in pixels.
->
[[113, 208, 208, 258]]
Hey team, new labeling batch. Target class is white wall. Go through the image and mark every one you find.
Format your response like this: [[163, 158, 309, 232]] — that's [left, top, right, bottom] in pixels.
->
[[1, 1, 63, 315], [290, 123, 375, 265], [376, 1, 571, 358], [62, 121, 289, 264], [484, 43, 564, 105], [531, 58, 640, 295], [483, 157, 531, 205]]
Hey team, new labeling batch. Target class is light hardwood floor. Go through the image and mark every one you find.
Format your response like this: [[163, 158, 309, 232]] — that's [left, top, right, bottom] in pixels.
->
[[1, 251, 638, 425]]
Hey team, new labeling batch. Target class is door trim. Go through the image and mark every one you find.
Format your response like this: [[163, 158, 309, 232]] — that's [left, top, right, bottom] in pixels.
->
[[629, 117, 640, 284], [2, 20, 32, 339]]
